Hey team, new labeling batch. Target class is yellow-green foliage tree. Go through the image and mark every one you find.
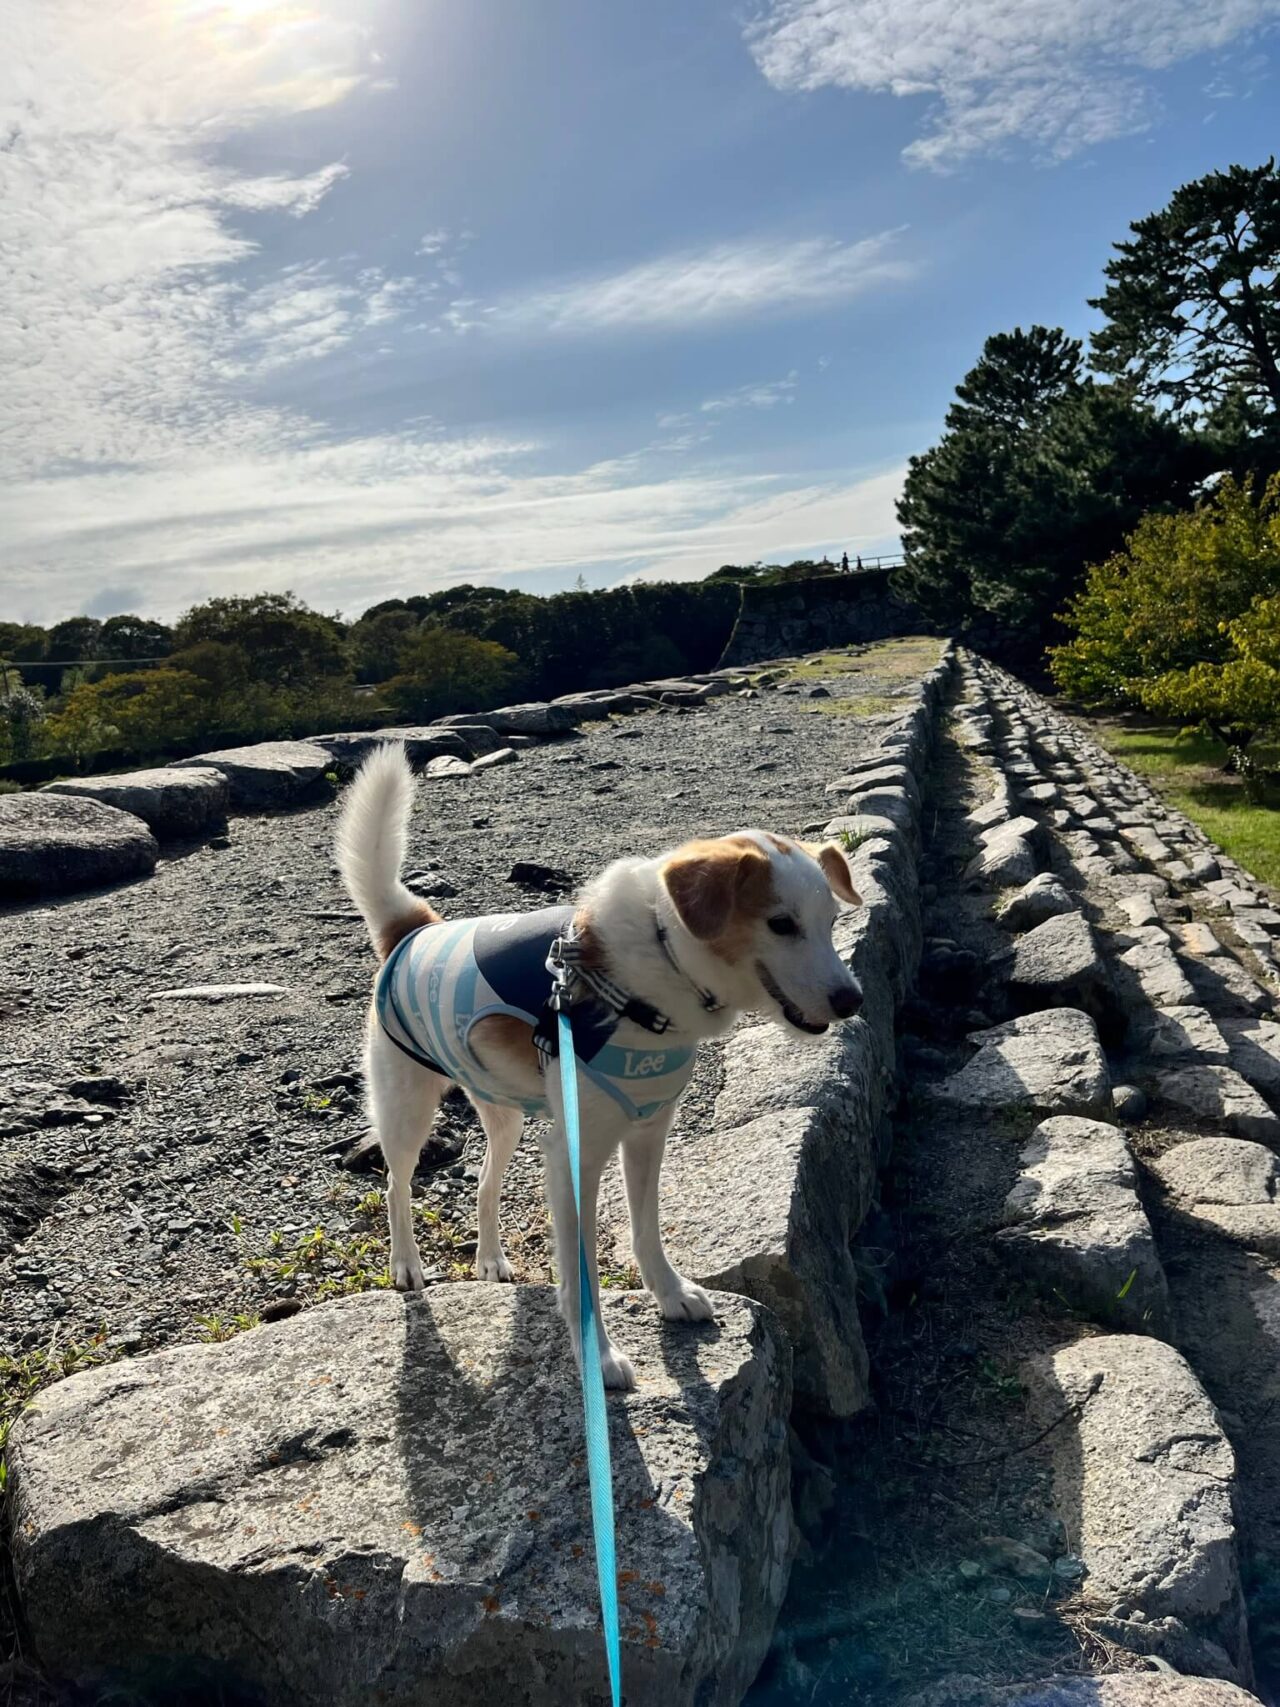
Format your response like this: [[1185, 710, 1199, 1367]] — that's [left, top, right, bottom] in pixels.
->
[[1051, 474, 1280, 748], [384, 626, 520, 722], [44, 669, 207, 763]]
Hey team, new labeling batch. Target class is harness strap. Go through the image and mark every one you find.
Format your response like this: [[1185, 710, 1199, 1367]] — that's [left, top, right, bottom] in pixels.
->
[[653, 917, 724, 1015], [552, 986, 623, 1707]]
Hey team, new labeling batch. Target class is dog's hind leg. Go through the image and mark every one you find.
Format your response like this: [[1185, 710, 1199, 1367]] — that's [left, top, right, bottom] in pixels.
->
[[366, 1024, 445, 1292], [472, 1099, 521, 1282]]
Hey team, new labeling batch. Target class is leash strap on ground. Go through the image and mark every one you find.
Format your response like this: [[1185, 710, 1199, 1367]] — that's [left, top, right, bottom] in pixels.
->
[[557, 1005, 623, 1707]]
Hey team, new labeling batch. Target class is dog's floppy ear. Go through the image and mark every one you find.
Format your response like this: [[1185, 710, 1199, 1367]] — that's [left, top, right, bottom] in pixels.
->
[[661, 838, 773, 939], [800, 839, 862, 906]]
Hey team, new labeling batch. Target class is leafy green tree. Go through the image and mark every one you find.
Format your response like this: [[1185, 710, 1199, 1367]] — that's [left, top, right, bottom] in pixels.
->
[[895, 325, 1206, 640], [1090, 160, 1280, 424], [97, 614, 174, 667], [0, 683, 46, 764], [174, 593, 349, 690], [384, 627, 520, 722], [349, 609, 420, 683], [1051, 474, 1280, 749]]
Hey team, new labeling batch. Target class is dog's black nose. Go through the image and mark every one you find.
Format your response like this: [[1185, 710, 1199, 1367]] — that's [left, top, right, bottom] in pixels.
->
[[830, 984, 862, 1019]]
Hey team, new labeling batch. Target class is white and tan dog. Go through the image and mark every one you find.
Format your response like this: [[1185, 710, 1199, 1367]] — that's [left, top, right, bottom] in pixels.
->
[[336, 744, 863, 1388]]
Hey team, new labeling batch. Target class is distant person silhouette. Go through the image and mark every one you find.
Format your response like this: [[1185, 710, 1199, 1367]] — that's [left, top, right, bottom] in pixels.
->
[[841, 552, 849, 572], [855, 554, 863, 572]]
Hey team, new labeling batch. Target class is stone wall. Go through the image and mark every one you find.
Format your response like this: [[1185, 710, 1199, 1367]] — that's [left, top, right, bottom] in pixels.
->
[[718, 569, 929, 667]]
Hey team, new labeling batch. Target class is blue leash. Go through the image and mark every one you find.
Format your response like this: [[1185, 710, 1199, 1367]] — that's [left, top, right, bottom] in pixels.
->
[[556, 1004, 623, 1707]]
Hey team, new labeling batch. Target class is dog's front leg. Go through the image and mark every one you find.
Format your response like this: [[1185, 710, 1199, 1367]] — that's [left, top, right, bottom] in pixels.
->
[[622, 1112, 714, 1322], [541, 1129, 636, 1392]]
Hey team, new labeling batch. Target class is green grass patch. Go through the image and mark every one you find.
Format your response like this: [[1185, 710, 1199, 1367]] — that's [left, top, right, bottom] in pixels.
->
[[805, 695, 900, 718], [1092, 719, 1280, 888]]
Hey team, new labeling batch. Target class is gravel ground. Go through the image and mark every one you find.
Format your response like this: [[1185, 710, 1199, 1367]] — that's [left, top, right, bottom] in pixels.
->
[[0, 641, 937, 1364]]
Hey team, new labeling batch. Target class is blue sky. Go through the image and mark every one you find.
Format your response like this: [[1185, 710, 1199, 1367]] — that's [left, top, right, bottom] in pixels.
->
[[2, 0, 1279, 624]]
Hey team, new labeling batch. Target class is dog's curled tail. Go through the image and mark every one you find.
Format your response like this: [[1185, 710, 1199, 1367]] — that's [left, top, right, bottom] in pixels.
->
[[334, 744, 438, 959]]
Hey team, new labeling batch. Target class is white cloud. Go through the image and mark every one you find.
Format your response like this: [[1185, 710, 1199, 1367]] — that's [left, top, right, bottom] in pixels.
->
[[490, 232, 913, 334], [0, 0, 379, 476], [700, 372, 799, 414], [417, 228, 452, 255], [627, 464, 905, 583], [0, 445, 905, 620], [221, 162, 350, 218], [0, 4, 907, 623], [746, 0, 1280, 167]]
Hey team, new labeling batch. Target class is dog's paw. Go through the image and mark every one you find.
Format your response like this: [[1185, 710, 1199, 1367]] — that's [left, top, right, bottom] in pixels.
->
[[392, 1251, 427, 1292], [600, 1345, 637, 1391], [475, 1250, 515, 1283], [655, 1277, 715, 1322]]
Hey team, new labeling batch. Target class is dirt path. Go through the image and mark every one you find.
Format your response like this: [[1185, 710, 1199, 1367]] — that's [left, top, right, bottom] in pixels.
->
[[0, 645, 935, 1368]]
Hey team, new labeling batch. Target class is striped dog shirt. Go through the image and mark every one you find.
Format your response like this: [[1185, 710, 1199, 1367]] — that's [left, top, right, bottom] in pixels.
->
[[374, 906, 696, 1120]]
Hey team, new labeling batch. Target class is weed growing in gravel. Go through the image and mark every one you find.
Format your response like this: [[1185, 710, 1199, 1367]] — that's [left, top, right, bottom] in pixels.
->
[[976, 1357, 1024, 1403], [354, 1188, 384, 1221], [0, 1331, 113, 1492], [600, 1262, 641, 1290], [244, 1225, 393, 1300], [194, 1312, 261, 1342], [415, 1206, 472, 1280]]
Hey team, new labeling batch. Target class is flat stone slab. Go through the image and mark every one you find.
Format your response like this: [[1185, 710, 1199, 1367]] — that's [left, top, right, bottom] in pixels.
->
[[996, 873, 1075, 932], [1116, 933, 1197, 1012], [1150, 1138, 1280, 1257], [998, 911, 1110, 1012], [0, 792, 158, 899], [8, 1287, 793, 1707], [315, 729, 472, 769], [42, 766, 229, 840], [934, 1010, 1110, 1117], [174, 740, 331, 808], [604, 1022, 880, 1418], [1141, 1064, 1280, 1143], [1219, 1015, 1280, 1102], [149, 982, 289, 1002], [437, 701, 577, 738], [1023, 1336, 1247, 1668], [1133, 1005, 1230, 1064], [995, 1116, 1170, 1333], [964, 825, 1037, 889]]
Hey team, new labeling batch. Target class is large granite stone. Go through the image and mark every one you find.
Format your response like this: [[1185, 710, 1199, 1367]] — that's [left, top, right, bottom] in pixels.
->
[[1141, 1064, 1280, 1143], [1150, 1138, 1280, 1257], [934, 1010, 1110, 1117], [315, 729, 472, 770], [436, 702, 578, 738], [0, 792, 158, 899], [997, 911, 1111, 1015], [995, 1116, 1170, 1333], [173, 740, 332, 808], [996, 873, 1076, 932], [1023, 1336, 1247, 1671], [604, 1022, 883, 1418], [9, 1287, 794, 1707], [42, 766, 229, 840]]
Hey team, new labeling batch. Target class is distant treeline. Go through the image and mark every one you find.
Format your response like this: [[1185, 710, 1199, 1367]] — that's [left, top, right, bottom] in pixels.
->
[[0, 577, 752, 780]]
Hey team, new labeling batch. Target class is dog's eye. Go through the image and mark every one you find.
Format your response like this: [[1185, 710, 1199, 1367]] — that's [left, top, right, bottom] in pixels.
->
[[767, 915, 799, 937]]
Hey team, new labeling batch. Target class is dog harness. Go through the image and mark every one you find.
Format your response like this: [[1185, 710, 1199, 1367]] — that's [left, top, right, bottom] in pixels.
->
[[374, 906, 696, 1120]]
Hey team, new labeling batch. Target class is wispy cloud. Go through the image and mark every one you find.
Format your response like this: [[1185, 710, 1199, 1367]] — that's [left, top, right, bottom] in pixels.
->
[[489, 232, 913, 334], [700, 372, 799, 414], [746, 0, 1280, 168]]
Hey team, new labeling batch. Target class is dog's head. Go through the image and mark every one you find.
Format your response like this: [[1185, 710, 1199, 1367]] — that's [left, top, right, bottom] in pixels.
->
[[659, 831, 863, 1034]]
